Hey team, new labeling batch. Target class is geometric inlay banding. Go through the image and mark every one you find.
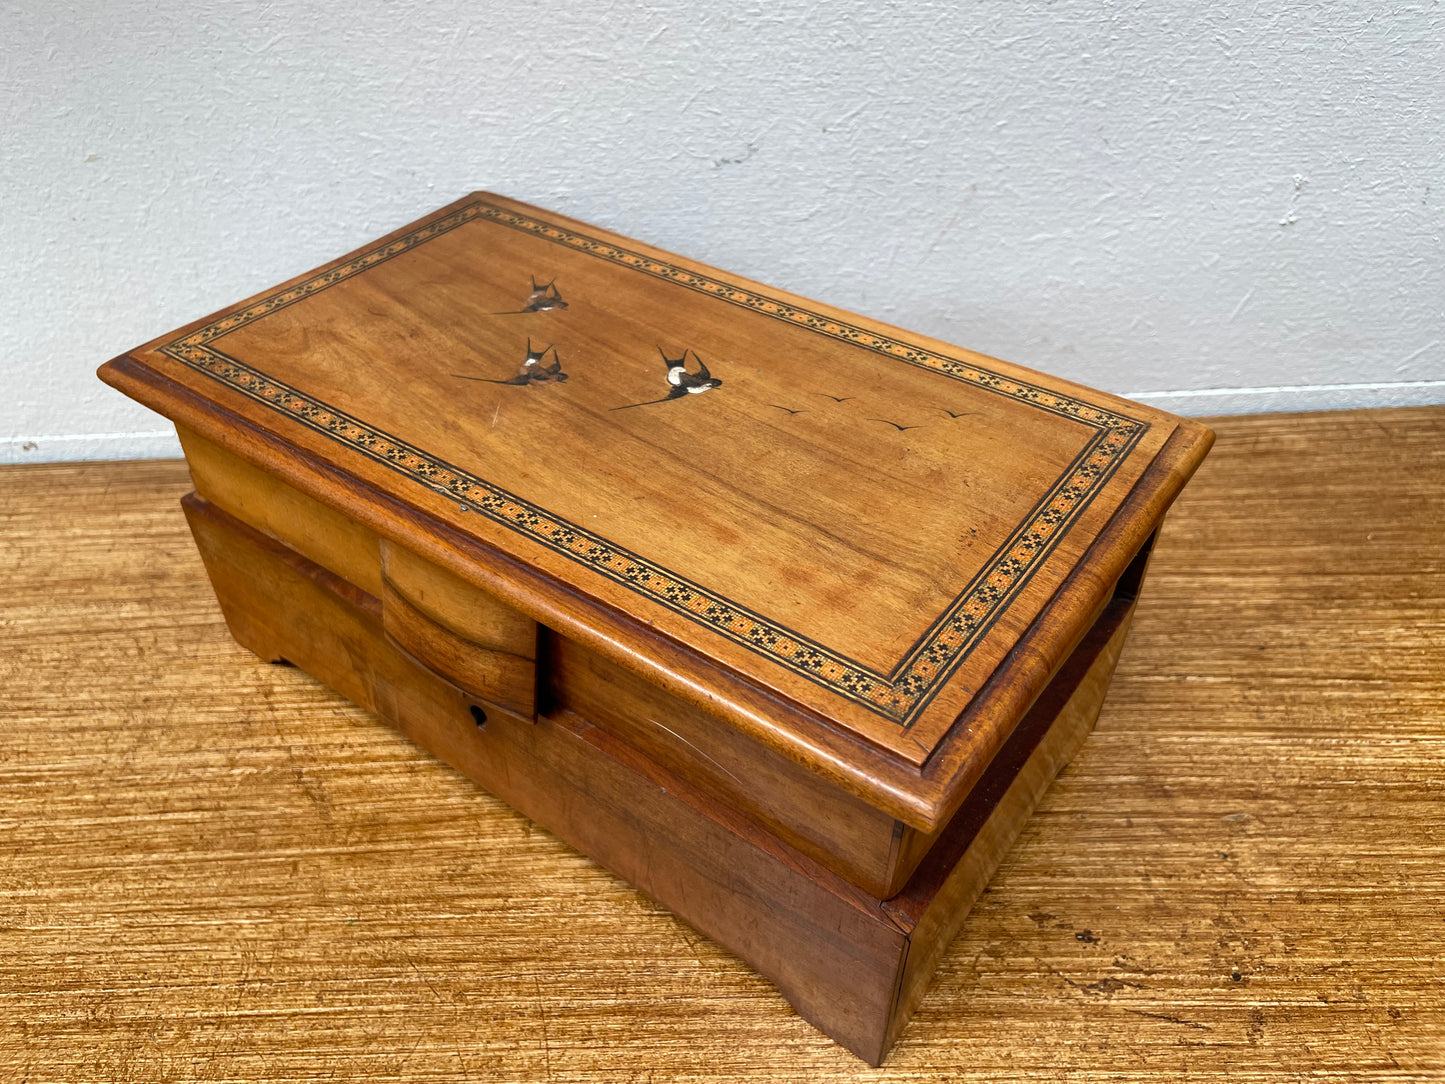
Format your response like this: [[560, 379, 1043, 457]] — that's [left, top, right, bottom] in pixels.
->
[[161, 199, 1150, 727]]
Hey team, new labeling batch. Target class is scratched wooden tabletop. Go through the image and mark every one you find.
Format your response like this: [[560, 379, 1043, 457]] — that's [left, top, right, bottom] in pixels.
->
[[2, 406, 1442, 1081]]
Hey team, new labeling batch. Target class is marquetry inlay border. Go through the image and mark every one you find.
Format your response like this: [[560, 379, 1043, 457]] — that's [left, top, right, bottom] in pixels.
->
[[160, 199, 1150, 726]]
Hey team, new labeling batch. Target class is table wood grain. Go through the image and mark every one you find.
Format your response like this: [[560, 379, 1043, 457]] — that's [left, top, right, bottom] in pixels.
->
[[2, 406, 1442, 1081]]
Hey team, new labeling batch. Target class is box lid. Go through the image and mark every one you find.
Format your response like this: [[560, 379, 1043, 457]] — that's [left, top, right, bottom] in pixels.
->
[[100, 192, 1212, 830]]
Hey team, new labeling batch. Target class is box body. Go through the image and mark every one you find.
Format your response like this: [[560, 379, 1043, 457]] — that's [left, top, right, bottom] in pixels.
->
[[99, 193, 1212, 1061]]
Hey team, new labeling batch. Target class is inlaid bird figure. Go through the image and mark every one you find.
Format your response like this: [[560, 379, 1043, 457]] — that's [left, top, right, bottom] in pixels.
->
[[451, 338, 568, 386], [611, 348, 723, 410], [491, 276, 569, 315], [871, 418, 923, 432]]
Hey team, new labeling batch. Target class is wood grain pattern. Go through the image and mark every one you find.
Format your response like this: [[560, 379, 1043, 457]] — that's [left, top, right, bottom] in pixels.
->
[[879, 595, 1136, 1057], [179, 401, 1067, 897], [2, 406, 1441, 1079], [378, 576, 537, 722], [545, 631, 910, 897], [98, 191, 1213, 787], [381, 538, 539, 658], [180, 491, 915, 1062]]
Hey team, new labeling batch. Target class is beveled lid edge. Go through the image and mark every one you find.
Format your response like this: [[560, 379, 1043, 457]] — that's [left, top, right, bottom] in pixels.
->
[[915, 416, 1215, 829]]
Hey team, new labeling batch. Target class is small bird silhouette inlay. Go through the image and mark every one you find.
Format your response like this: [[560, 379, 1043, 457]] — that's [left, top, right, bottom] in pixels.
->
[[815, 393, 855, 403], [770, 405, 806, 415], [451, 338, 568, 386], [491, 276, 569, 315], [871, 418, 924, 432], [611, 348, 723, 410], [941, 409, 980, 419]]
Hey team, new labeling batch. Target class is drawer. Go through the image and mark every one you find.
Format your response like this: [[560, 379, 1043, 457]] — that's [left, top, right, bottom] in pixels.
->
[[381, 540, 537, 722]]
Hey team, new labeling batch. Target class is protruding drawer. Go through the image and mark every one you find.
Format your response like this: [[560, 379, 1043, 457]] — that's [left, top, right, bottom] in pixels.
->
[[379, 540, 538, 721]]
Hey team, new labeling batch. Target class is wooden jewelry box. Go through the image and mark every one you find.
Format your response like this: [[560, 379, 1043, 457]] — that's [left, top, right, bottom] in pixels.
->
[[99, 193, 1213, 1064]]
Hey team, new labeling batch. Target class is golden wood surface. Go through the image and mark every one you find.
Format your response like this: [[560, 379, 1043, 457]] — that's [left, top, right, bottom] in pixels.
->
[[1, 406, 1442, 1080], [99, 192, 1213, 777]]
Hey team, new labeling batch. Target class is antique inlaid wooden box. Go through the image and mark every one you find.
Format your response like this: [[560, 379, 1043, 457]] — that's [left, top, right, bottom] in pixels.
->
[[99, 193, 1212, 1064]]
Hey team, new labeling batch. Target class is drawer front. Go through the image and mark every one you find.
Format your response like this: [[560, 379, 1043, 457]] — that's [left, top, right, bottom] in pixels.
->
[[381, 541, 537, 722]]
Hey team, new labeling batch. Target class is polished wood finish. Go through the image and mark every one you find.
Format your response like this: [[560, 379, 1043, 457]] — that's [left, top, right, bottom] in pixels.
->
[[180, 400, 1031, 896], [3, 407, 1442, 1078], [381, 538, 539, 660], [99, 192, 1213, 829], [180, 490, 1130, 1063], [881, 593, 1135, 1056], [546, 633, 908, 896]]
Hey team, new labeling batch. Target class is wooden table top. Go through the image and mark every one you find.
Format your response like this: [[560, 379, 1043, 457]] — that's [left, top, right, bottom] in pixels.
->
[[2, 405, 1442, 1080]]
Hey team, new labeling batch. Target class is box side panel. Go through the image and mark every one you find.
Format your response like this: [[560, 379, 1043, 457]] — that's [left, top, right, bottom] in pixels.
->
[[180, 426, 384, 598], [884, 531, 1157, 891]]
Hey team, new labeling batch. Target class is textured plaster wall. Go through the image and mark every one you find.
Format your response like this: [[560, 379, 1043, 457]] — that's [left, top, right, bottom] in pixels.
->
[[3, 0, 1443, 462]]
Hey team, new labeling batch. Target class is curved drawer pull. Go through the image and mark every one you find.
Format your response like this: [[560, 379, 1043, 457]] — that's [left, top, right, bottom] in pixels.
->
[[381, 572, 537, 722]]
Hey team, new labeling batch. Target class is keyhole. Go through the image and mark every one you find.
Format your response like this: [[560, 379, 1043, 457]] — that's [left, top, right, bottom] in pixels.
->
[[470, 705, 488, 729]]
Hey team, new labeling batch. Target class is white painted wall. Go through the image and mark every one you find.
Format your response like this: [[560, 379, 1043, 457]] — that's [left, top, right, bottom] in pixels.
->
[[3, 0, 1442, 462]]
